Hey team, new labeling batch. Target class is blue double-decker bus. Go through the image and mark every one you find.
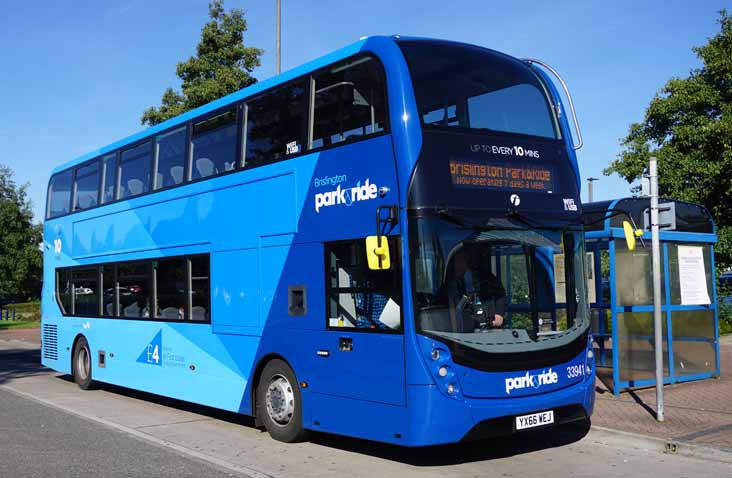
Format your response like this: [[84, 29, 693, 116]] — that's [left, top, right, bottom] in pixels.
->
[[42, 36, 595, 446]]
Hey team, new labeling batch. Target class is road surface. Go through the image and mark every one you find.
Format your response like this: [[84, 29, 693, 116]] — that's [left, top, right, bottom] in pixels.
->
[[0, 339, 728, 478]]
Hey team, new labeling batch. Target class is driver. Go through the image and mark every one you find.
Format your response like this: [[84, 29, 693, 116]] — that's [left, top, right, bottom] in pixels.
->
[[447, 249, 506, 331]]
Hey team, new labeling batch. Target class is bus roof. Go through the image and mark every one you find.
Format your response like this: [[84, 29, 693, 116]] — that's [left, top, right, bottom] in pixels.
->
[[52, 35, 395, 175]]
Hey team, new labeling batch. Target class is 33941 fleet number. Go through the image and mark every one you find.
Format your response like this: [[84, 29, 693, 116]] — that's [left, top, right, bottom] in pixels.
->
[[566, 364, 585, 378]]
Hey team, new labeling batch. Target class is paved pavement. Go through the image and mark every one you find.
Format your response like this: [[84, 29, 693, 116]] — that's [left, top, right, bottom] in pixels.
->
[[0, 326, 40, 345], [1, 331, 730, 477], [593, 335, 732, 451]]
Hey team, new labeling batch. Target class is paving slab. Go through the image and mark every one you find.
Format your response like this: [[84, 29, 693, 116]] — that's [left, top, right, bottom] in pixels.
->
[[593, 335, 732, 451]]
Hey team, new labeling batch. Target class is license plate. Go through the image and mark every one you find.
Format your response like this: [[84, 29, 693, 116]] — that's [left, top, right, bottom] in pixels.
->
[[515, 410, 554, 430]]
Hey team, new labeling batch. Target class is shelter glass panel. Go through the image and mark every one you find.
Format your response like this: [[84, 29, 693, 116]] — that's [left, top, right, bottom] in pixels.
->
[[671, 310, 716, 376], [616, 311, 669, 383], [614, 239, 665, 306]]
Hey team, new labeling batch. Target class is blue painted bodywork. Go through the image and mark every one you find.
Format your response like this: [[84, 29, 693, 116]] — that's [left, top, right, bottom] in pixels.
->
[[42, 36, 594, 446]]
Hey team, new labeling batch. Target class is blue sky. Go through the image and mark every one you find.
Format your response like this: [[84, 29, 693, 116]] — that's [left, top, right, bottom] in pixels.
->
[[2, 0, 730, 222]]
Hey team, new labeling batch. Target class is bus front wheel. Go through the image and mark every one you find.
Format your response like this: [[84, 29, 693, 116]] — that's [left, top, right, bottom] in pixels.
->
[[256, 359, 308, 443], [72, 336, 94, 390]]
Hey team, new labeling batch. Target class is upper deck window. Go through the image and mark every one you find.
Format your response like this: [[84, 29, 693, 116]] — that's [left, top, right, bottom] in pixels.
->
[[191, 111, 237, 180], [101, 154, 116, 204], [73, 160, 100, 211], [47, 170, 73, 219], [398, 40, 558, 140], [311, 56, 387, 149], [118, 142, 152, 199], [155, 127, 187, 189], [245, 82, 307, 168]]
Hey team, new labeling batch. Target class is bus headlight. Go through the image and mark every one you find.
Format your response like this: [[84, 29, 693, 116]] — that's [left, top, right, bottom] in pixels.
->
[[446, 383, 457, 395], [438, 366, 448, 377], [431, 349, 440, 361]]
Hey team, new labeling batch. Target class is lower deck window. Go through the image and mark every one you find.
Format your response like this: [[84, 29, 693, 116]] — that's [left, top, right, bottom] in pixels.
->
[[55, 254, 210, 323], [324, 238, 402, 331], [72, 267, 99, 317], [190, 256, 210, 321], [118, 263, 151, 318]]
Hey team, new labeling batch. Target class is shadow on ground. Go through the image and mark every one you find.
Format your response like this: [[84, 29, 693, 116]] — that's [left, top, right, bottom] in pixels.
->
[[79, 377, 590, 466], [310, 420, 590, 466], [0, 348, 49, 385]]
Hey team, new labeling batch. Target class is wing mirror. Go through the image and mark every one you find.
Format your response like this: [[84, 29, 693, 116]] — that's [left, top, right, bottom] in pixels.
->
[[366, 236, 391, 270]]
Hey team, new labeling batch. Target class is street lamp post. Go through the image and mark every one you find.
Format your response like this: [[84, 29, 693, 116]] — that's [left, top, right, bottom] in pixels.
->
[[587, 177, 598, 203]]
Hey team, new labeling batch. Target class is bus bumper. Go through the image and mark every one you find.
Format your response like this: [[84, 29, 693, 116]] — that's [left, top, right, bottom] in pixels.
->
[[405, 370, 595, 447]]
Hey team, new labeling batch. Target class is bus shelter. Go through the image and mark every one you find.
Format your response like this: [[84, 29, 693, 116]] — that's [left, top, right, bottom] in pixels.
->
[[583, 198, 720, 395]]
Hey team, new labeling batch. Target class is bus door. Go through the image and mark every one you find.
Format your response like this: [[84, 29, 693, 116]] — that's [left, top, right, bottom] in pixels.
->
[[310, 237, 406, 406]]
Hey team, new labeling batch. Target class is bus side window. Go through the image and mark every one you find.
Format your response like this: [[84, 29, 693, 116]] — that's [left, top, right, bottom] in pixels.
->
[[191, 110, 237, 181], [73, 160, 100, 211], [155, 127, 187, 190], [189, 256, 210, 321], [118, 262, 151, 318], [245, 81, 307, 168], [47, 170, 73, 219], [56, 268, 72, 314], [72, 267, 100, 316], [324, 238, 402, 331], [100, 153, 117, 204], [311, 56, 387, 149], [155, 258, 186, 320], [118, 142, 152, 200]]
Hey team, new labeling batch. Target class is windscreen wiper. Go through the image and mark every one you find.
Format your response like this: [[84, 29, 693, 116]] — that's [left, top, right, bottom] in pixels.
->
[[435, 208, 495, 231], [436, 208, 470, 227]]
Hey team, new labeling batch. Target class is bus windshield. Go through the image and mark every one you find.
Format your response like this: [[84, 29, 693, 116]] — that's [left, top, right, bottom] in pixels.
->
[[409, 215, 589, 354], [398, 39, 559, 140]]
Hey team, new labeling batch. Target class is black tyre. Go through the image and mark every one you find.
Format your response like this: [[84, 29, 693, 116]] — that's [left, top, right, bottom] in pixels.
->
[[72, 336, 94, 390], [256, 359, 308, 443]]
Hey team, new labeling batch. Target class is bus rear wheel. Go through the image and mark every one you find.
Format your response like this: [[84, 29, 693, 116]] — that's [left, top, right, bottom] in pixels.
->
[[256, 359, 308, 443], [73, 337, 94, 390]]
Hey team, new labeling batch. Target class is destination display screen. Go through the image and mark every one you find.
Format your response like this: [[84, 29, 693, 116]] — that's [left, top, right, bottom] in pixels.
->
[[449, 159, 556, 193]]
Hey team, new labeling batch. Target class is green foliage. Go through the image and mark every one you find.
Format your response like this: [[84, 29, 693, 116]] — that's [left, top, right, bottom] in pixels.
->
[[0, 321, 40, 330], [0, 166, 42, 301], [604, 11, 732, 267], [141, 0, 263, 126], [717, 275, 732, 334]]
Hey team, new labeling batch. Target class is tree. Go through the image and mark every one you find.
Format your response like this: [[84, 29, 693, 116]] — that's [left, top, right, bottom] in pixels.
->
[[0, 165, 42, 301], [141, 0, 263, 126], [604, 11, 732, 266]]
